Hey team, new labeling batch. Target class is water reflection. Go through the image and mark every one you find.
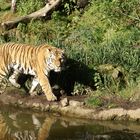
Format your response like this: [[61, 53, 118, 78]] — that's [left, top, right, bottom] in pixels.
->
[[0, 106, 139, 140]]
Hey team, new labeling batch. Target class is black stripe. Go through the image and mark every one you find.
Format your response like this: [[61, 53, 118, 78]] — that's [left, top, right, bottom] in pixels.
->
[[20, 44, 25, 70]]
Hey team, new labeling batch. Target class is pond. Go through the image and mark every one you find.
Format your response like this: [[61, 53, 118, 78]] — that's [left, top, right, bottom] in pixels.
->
[[0, 105, 139, 140]]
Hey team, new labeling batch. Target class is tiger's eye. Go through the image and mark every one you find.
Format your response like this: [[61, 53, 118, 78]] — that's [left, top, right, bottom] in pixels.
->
[[59, 58, 62, 62]]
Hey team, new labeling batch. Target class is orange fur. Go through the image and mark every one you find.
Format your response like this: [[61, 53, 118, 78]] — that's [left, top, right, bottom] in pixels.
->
[[0, 42, 65, 101]]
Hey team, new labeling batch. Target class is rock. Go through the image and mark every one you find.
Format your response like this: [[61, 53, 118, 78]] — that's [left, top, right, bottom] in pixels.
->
[[127, 109, 140, 120], [50, 103, 59, 110], [44, 105, 50, 111], [32, 103, 40, 108], [60, 98, 69, 107], [94, 108, 128, 120], [17, 100, 23, 105], [77, 0, 88, 8], [69, 100, 84, 107]]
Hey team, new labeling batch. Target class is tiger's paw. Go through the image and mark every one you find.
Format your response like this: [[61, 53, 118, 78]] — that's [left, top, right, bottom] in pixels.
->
[[30, 91, 38, 96], [9, 79, 21, 88], [11, 82, 21, 88], [47, 94, 57, 101]]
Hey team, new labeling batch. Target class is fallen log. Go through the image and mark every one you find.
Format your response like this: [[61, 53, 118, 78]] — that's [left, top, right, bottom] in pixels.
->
[[1, 0, 61, 30]]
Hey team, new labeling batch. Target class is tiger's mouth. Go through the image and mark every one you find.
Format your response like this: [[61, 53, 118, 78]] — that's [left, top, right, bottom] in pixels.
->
[[54, 65, 65, 72], [54, 68, 61, 72]]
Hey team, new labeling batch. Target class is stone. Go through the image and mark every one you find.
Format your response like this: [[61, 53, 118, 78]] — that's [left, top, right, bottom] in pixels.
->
[[17, 100, 23, 105], [32, 103, 40, 108], [60, 98, 69, 107], [69, 100, 84, 107]]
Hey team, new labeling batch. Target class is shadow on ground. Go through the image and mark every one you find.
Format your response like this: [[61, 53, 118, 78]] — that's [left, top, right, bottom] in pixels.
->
[[14, 58, 96, 98], [49, 58, 96, 96]]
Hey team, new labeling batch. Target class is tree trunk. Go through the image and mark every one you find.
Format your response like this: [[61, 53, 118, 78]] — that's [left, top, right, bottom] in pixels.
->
[[11, 0, 17, 13], [2, 0, 61, 30]]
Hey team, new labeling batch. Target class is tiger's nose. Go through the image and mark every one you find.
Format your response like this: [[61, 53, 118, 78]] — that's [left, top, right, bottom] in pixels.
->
[[60, 58, 64, 63]]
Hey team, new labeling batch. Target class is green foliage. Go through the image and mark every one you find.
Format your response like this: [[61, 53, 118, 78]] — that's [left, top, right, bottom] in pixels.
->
[[87, 97, 103, 107], [85, 91, 103, 107], [59, 0, 78, 15], [17, 0, 44, 15], [16, 20, 49, 44], [72, 82, 92, 95], [0, 0, 10, 11]]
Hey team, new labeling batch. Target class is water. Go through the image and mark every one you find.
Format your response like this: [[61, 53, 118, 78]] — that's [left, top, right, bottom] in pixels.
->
[[0, 106, 139, 140]]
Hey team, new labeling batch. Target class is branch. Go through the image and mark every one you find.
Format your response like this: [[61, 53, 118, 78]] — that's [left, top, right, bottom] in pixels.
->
[[1, 0, 61, 30]]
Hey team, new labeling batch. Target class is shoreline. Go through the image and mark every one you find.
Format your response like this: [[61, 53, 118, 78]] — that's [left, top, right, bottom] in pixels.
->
[[0, 88, 140, 121]]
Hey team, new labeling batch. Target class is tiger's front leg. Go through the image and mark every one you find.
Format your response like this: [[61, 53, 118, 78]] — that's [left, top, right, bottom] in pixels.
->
[[29, 78, 39, 96], [37, 72, 57, 101]]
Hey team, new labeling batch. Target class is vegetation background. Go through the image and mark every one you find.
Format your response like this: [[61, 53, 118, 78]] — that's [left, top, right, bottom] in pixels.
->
[[0, 0, 140, 107]]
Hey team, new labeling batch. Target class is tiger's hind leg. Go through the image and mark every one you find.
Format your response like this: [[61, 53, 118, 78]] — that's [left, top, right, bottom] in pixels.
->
[[29, 78, 39, 96], [9, 70, 21, 88]]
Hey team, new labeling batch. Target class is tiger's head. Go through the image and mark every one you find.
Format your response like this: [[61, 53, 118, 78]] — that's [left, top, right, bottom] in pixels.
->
[[44, 45, 66, 72]]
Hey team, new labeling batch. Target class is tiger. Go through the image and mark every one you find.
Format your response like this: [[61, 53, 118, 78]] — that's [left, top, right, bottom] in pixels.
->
[[0, 42, 66, 101]]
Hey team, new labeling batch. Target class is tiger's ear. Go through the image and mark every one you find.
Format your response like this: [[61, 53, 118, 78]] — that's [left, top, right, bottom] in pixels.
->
[[47, 48, 52, 52]]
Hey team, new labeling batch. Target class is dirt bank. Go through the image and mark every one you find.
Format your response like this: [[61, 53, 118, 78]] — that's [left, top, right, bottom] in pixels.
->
[[0, 88, 140, 121]]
